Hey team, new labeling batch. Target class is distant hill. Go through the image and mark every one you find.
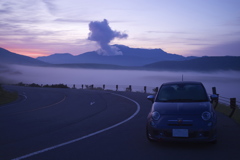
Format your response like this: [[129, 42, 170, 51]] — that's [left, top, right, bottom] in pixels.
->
[[144, 56, 240, 71], [54, 63, 131, 70], [36, 45, 196, 66], [0, 48, 48, 66], [1, 47, 240, 72]]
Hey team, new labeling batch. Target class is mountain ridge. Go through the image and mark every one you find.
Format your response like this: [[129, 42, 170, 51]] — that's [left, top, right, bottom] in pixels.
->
[[0, 47, 48, 66], [36, 45, 196, 66], [1, 46, 240, 71], [143, 56, 240, 71]]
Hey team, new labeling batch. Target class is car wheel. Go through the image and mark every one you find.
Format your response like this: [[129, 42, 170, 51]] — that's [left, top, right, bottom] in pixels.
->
[[146, 127, 156, 142], [209, 130, 217, 144], [209, 139, 217, 144]]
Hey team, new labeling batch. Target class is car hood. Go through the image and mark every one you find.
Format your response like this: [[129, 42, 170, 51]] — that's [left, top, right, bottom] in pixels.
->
[[152, 102, 212, 115]]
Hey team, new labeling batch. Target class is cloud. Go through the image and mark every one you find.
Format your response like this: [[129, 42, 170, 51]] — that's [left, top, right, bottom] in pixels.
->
[[222, 16, 240, 26], [147, 31, 189, 34], [42, 0, 58, 16], [0, 3, 12, 14], [55, 18, 90, 23], [87, 19, 128, 55]]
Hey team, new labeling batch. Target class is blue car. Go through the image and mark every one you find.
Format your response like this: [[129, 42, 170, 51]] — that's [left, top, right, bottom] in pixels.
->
[[146, 81, 217, 143]]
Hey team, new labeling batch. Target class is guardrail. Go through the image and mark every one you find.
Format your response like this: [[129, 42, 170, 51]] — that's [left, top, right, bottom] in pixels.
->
[[79, 84, 240, 117], [77, 84, 159, 94], [211, 87, 239, 118], [15, 82, 239, 118], [82, 84, 239, 118]]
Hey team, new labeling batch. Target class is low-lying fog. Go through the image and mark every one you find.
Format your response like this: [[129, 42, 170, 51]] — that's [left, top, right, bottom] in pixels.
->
[[1, 65, 240, 102]]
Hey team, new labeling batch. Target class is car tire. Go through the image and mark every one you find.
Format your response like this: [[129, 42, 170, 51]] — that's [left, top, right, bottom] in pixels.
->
[[209, 139, 217, 144], [146, 127, 156, 142]]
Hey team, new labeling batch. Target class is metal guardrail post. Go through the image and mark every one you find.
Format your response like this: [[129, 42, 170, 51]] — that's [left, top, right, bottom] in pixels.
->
[[212, 87, 219, 109], [212, 87, 217, 95], [153, 87, 158, 94], [229, 98, 236, 117], [144, 86, 146, 93], [125, 85, 132, 92], [213, 94, 219, 109]]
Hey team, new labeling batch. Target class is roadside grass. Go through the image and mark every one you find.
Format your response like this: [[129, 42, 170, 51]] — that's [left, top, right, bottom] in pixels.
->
[[216, 103, 240, 125], [0, 85, 18, 105]]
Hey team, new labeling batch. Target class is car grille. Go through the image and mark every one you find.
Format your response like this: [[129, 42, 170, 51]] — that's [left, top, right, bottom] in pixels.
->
[[168, 124, 192, 126], [168, 120, 193, 126]]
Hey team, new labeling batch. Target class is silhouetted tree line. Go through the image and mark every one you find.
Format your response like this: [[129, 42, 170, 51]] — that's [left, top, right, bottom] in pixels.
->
[[43, 84, 69, 88], [17, 82, 69, 88]]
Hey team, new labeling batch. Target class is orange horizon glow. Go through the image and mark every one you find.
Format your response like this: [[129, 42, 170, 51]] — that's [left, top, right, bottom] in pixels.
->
[[4, 47, 50, 58]]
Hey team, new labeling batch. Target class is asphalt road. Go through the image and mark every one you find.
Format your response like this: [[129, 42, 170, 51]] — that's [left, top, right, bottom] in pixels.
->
[[1, 85, 240, 160]]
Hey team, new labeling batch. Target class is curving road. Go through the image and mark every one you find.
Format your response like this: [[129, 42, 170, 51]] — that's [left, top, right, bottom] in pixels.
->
[[0, 85, 240, 160]]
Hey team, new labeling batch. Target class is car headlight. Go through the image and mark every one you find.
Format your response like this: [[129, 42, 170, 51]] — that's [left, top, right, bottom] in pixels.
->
[[201, 111, 211, 121], [152, 111, 160, 121]]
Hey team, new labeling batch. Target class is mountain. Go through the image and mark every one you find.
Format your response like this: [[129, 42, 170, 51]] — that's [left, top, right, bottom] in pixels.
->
[[54, 63, 131, 70], [1, 46, 240, 72], [0, 48, 48, 66], [144, 56, 240, 71], [36, 45, 196, 66]]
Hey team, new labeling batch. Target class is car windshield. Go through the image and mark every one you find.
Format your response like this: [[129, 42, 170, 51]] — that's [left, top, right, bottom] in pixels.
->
[[156, 83, 209, 102]]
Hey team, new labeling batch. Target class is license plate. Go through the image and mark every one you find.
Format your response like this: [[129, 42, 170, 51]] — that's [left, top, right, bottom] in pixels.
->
[[172, 129, 189, 137]]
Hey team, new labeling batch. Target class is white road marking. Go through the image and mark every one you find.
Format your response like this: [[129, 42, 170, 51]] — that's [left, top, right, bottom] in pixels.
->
[[12, 93, 140, 160], [9, 95, 67, 116], [29, 95, 67, 111], [90, 102, 95, 105]]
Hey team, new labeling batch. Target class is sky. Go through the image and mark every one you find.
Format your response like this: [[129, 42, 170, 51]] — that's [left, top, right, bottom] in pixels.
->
[[0, 0, 240, 58]]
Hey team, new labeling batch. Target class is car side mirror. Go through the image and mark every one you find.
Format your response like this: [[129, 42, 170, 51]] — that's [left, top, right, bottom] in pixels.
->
[[210, 94, 218, 103], [147, 95, 155, 103]]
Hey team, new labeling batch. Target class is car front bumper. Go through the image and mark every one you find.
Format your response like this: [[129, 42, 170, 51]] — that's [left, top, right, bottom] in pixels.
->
[[147, 127, 217, 142]]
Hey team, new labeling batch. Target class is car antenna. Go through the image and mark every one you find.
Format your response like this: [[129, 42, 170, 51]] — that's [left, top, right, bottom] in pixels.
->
[[182, 74, 183, 81]]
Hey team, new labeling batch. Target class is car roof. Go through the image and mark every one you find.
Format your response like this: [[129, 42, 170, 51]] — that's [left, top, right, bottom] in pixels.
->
[[161, 81, 203, 86]]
